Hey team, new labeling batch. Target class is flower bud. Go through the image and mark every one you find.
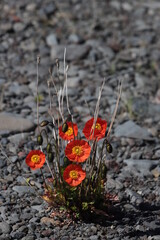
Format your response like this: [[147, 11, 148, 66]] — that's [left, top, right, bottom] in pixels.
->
[[105, 141, 112, 153], [64, 156, 69, 166], [84, 178, 89, 186], [101, 165, 107, 179], [37, 134, 43, 145], [48, 152, 54, 162], [40, 120, 49, 127], [62, 122, 68, 133], [47, 143, 52, 153]]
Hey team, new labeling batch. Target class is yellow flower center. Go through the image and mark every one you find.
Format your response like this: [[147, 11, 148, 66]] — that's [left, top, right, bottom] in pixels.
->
[[69, 170, 78, 179], [95, 123, 101, 130], [65, 127, 73, 136], [72, 146, 82, 155], [92, 123, 101, 131], [31, 154, 40, 163]]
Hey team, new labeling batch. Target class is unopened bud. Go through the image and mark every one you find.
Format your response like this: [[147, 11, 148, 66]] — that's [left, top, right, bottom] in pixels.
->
[[62, 122, 68, 133], [101, 165, 107, 179], [48, 152, 54, 162], [40, 120, 49, 127], [106, 142, 112, 153], [84, 178, 88, 186], [47, 143, 52, 153], [37, 134, 43, 145]]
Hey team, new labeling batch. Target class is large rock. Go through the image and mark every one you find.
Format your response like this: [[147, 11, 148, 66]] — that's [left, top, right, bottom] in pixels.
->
[[114, 120, 153, 140], [0, 113, 35, 135], [51, 44, 91, 61]]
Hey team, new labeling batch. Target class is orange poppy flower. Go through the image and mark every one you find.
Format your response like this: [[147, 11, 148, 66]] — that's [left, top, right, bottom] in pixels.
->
[[63, 164, 86, 187], [83, 117, 107, 141], [59, 122, 78, 141], [25, 150, 45, 170], [65, 140, 91, 163]]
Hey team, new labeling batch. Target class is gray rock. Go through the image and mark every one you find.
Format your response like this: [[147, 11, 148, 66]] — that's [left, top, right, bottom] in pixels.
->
[[21, 235, 35, 240], [142, 2, 160, 9], [0, 158, 6, 168], [68, 34, 81, 44], [46, 34, 58, 47], [124, 159, 159, 176], [51, 44, 90, 61], [125, 189, 143, 205], [13, 22, 25, 32], [0, 113, 35, 135], [114, 120, 153, 140], [122, 2, 132, 11], [26, 3, 36, 11], [44, 2, 56, 15], [67, 76, 81, 87], [31, 205, 44, 212], [0, 222, 11, 234], [61, 237, 70, 240], [10, 156, 18, 163], [90, 226, 97, 234], [126, 97, 160, 120], [131, 151, 142, 159], [8, 132, 29, 145], [135, 73, 147, 88], [90, 235, 99, 240], [12, 186, 35, 196]]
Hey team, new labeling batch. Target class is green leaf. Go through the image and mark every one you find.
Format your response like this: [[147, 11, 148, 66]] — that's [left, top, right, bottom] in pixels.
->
[[82, 202, 88, 210]]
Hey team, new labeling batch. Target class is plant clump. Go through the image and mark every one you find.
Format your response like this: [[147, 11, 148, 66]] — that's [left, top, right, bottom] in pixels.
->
[[25, 56, 122, 219]]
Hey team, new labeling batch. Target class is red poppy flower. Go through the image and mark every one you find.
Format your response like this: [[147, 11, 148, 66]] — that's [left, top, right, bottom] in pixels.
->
[[63, 164, 86, 187], [83, 117, 107, 141], [59, 122, 78, 141], [26, 150, 45, 170], [65, 140, 91, 163]]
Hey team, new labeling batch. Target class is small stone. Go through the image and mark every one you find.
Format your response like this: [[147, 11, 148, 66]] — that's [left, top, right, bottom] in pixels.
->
[[90, 235, 99, 240], [12, 186, 35, 197], [22, 235, 35, 240], [26, 3, 36, 11], [68, 34, 81, 43], [61, 237, 69, 240], [0, 222, 11, 234], [126, 189, 143, 205], [44, 2, 56, 16], [51, 44, 90, 61], [13, 23, 25, 32], [46, 34, 58, 47], [10, 156, 18, 163], [41, 217, 61, 226], [131, 151, 142, 159], [91, 226, 97, 234], [0, 158, 6, 168], [31, 205, 44, 212]]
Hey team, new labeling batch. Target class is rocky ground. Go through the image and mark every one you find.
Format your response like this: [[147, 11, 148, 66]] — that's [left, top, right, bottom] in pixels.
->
[[0, 0, 160, 239]]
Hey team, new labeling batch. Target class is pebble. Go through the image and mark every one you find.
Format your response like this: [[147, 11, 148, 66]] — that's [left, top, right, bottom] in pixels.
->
[[12, 186, 35, 196], [46, 33, 58, 47], [0, 222, 11, 234], [51, 44, 91, 61], [0, 0, 160, 239]]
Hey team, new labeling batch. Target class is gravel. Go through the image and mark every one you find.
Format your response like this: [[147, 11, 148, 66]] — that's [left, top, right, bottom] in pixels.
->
[[0, 0, 160, 239]]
